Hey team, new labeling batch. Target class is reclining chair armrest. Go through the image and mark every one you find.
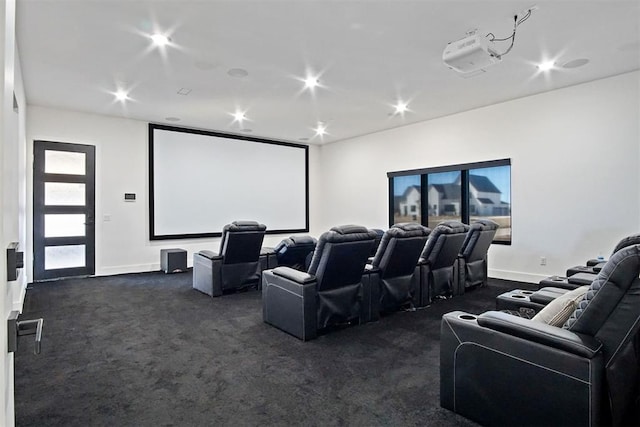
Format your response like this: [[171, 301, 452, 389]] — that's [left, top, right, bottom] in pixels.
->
[[440, 311, 605, 426], [362, 266, 380, 323], [262, 269, 318, 341], [272, 266, 315, 284], [193, 251, 224, 297], [197, 250, 223, 260], [530, 287, 569, 304], [259, 247, 278, 271], [477, 311, 602, 358]]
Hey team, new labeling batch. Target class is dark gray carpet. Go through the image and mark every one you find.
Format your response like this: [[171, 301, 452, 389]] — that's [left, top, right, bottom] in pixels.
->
[[14, 272, 534, 426]]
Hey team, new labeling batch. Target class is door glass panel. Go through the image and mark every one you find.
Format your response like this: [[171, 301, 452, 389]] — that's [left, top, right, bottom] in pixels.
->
[[427, 171, 462, 229], [392, 175, 421, 225], [45, 214, 86, 238], [45, 150, 86, 175], [469, 165, 512, 243], [45, 245, 86, 269], [44, 182, 85, 206]]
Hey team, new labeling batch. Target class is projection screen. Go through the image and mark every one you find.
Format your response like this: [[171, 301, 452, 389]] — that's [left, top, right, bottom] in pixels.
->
[[149, 124, 308, 240]]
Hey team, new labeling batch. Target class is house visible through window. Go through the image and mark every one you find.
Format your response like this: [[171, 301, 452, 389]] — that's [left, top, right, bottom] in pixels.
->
[[391, 174, 421, 225], [388, 159, 511, 244]]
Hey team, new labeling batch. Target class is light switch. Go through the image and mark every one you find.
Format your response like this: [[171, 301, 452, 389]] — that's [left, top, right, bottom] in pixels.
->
[[103, 214, 112, 222]]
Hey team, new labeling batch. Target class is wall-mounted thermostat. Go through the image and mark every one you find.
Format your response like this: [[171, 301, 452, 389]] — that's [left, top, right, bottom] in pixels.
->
[[124, 193, 136, 202]]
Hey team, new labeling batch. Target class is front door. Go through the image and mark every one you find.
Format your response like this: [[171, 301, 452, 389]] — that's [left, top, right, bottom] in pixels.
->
[[33, 141, 95, 281]]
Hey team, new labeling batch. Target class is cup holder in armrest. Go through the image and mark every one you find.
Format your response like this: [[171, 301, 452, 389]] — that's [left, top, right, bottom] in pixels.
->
[[551, 276, 566, 281], [511, 294, 526, 299], [521, 290, 534, 295], [458, 314, 477, 321]]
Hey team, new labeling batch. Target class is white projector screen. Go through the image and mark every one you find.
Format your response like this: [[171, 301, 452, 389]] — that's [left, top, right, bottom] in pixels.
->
[[149, 124, 308, 240]]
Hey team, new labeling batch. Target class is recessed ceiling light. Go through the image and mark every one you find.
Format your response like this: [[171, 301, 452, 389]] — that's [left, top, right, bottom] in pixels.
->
[[314, 123, 327, 136], [177, 88, 192, 96], [304, 76, 320, 90], [228, 68, 249, 78], [394, 101, 408, 114], [537, 60, 555, 71], [165, 117, 180, 122], [150, 33, 171, 47], [232, 111, 246, 122], [114, 90, 129, 102], [561, 58, 590, 69]]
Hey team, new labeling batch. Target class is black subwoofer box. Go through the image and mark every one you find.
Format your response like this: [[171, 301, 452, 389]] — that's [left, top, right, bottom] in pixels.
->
[[161, 248, 187, 273]]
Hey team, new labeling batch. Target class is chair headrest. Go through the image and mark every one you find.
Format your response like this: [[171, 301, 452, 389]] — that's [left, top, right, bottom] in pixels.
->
[[565, 244, 640, 334], [372, 223, 430, 269], [226, 221, 267, 232], [388, 222, 431, 238], [330, 224, 370, 235], [290, 235, 317, 245], [434, 220, 470, 234], [275, 235, 317, 252], [469, 219, 500, 231]]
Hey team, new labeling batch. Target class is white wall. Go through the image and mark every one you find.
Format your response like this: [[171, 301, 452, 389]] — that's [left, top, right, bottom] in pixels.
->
[[318, 71, 640, 283], [25, 71, 640, 283], [26, 107, 322, 278]]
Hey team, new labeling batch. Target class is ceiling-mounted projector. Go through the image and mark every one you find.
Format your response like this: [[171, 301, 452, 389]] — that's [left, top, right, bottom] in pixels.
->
[[443, 32, 502, 74]]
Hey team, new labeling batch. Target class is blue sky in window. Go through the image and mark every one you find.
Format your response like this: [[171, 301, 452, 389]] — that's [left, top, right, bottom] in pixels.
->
[[393, 166, 510, 203], [471, 166, 511, 202], [393, 175, 420, 194]]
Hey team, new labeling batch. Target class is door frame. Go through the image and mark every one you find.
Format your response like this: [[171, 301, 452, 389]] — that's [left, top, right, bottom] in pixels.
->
[[33, 140, 96, 281]]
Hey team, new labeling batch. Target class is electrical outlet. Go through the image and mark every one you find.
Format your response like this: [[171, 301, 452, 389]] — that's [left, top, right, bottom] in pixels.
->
[[540, 256, 547, 266]]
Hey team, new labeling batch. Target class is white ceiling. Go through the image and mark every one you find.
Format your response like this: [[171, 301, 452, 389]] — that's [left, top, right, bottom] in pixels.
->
[[16, 0, 640, 145]]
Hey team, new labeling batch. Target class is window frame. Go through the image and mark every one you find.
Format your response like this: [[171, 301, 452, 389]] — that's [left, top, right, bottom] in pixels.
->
[[388, 159, 511, 245]]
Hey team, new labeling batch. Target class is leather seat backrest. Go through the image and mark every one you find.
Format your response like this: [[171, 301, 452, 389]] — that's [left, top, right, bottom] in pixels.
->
[[460, 219, 499, 263], [565, 244, 640, 364], [220, 221, 266, 264], [274, 235, 317, 269], [420, 221, 470, 269], [372, 223, 430, 279], [308, 225, 377, 292]]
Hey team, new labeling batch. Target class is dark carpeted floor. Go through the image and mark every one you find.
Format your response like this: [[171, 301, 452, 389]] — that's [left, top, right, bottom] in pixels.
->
[[14, 272, 534, 426]]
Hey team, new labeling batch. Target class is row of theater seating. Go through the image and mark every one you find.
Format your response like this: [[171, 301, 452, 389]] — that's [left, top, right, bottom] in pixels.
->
[[191, 219, 499, 340], [439, 235, 640, 426]]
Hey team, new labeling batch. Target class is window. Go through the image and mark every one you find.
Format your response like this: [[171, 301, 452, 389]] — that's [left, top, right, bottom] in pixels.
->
[[469, 165, 511, 243], [390, 174, 421, 224], [427, 170, 461, 229], [388, 159, 511, 244]]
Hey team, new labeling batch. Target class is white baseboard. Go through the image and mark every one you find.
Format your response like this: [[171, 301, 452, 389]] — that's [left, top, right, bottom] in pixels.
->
[[96, 264, 161, 276], [96, 260, 194, 277], [488, 269, 549, 285]]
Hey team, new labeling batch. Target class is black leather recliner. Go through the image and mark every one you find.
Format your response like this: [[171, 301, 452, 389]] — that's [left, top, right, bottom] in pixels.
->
[[367, 223, 430, 317], [441, 244, 640, 426], [453, 219, 499, 295], [273, 235, 317, 271], [193, 221, 266, 297], [541, 233, 640, 290], [417, 220, 470, 306], [568, 233, 640, 277], [262, 225, 378, 341]]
